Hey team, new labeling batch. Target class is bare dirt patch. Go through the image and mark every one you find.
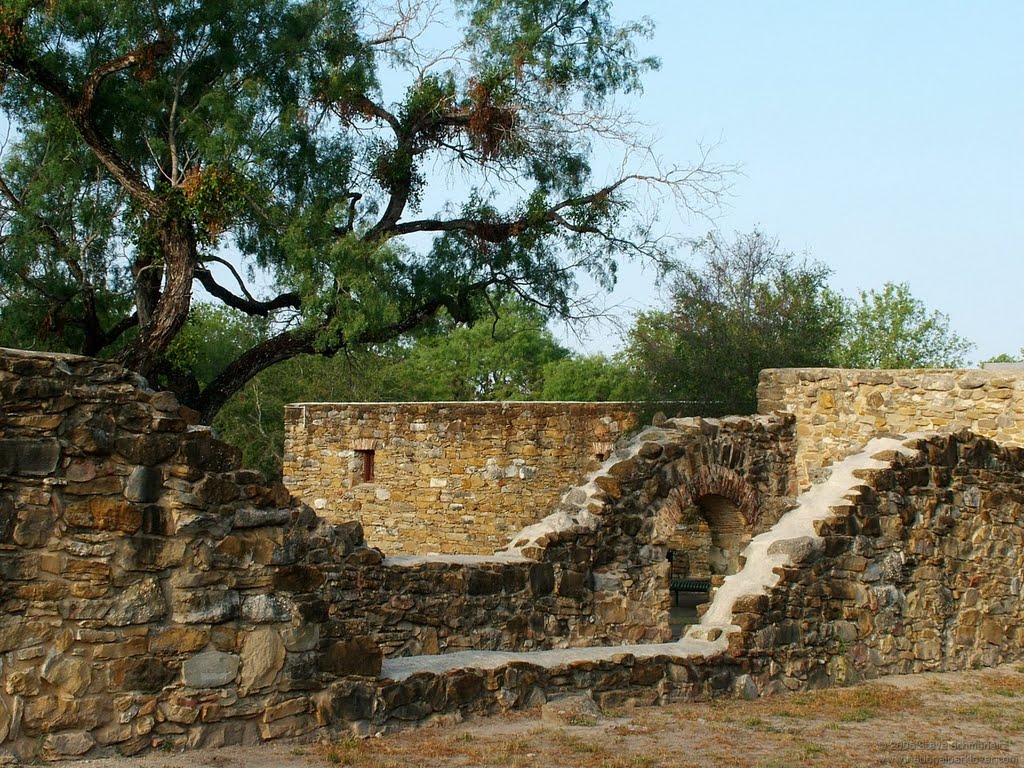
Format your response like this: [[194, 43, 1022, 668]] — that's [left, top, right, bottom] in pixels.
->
[[61, 665, 1024, 768]]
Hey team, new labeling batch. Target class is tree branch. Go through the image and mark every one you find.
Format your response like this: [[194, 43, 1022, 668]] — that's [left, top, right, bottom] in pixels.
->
[[193, 282, 489, 421], [378, 177, 632, 242], [78, 38, 172, 115], [194, 263, 302, 317], [0, 38, 168, 212]]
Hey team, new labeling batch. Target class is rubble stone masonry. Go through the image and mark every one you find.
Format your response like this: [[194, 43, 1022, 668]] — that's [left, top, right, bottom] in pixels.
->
[[282, 402, 639, 554], [3, 348, 1024, 762]]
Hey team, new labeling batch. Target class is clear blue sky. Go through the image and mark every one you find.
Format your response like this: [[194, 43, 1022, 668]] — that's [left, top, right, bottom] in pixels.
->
[[574, 1, 1022, 362]]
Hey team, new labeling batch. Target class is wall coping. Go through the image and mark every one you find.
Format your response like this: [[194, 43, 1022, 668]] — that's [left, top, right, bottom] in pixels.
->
[[383, 553, 533, 567], [760, 366, 1024, 377]]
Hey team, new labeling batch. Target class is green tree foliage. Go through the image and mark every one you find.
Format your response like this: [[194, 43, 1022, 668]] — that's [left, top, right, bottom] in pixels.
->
[[384, 300, 570, 400], [836, 282, 974, 369], [213, 353, 385, 478], [539, 353, 639, 400], [0, 0, 725, 422], [624, 229, 846, 414], [982, 350, 1024, 364]]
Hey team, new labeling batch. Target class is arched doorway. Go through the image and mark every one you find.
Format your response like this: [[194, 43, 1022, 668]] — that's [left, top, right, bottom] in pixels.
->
[[666, 493, 750, 636], [653, 464, 759, 638]]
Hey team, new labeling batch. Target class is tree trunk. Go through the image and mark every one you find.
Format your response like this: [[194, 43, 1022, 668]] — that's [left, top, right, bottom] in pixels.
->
[[116, 216, 197, 376]]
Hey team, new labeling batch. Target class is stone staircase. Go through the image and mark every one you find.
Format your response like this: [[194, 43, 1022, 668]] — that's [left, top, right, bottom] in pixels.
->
[[686, 434, 921, 641]]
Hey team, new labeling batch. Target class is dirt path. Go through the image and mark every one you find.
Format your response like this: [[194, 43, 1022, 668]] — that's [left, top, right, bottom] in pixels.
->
[[61, 664, 1024, 768]]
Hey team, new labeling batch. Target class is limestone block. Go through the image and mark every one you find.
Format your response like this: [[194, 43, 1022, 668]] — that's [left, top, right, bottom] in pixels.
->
[[258, 713, 316, 740], [64, 497, 142, 533], [0, 696, 9, 743], [766, 536, 824, 565], [263, 698, 308, 724], [114, 433, 181, 466], [171, 588, 241, 624], [241, 594, 292, 623], [124, 465, 163, 503], [0, 438, 61, 476], [44, 730, 95, 757], [734, 674, 759, 700], [149, 627, 210, 654], [22, 695, 104, 734], [282, 625, 319, 653], [93, 637, 149, 660], [232, 506, 290, 528], [111, 657, 177, 693], [181, 651, 240, 688], [239, 628, 285, 693], [41, 652, 92, 696]]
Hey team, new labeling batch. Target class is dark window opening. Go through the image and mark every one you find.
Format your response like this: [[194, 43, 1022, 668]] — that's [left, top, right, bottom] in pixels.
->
[[595, 452, 606, 462], [356, 449, 375, 483]]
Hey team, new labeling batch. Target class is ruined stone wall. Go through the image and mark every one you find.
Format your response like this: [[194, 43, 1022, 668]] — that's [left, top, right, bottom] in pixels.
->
[[0, 348, 385, 759], [0, 349, 651, 760], [734, 432, 1024, 691], [5, 347, 1024, 760], [305, 432, 1024, 734], [282, 401, 639, 555], [503, 414, 800, 645], [758, 368, 1024, 489]]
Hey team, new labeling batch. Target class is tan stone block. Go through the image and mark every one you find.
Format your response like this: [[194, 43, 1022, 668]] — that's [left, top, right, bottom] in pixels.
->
[[258, 714, 317, 740], [22, 695, 104, 735], [64, 497, 142, 533], [239, 627, 285, 694], [44, 730, 95, 757], [93, 637, 150, 660], [263, 697, 308, 723]]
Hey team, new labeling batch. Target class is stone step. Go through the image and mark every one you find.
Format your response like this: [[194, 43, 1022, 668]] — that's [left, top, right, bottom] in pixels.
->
[[381, 634, 728, 681]]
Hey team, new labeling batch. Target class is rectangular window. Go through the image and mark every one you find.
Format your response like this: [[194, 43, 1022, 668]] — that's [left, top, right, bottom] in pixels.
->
[[355, 449, 375, 483]]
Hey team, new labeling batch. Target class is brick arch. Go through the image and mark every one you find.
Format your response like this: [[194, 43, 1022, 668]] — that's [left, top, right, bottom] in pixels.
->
[[652, 464, 761, 545]]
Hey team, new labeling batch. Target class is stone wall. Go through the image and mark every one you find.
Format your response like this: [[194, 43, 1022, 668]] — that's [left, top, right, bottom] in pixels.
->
[[757, 368, 1024, 489], [4, 347, 1024, 760], [0, 348, 382, 759], [312, 431, 1024, 734], [282, 402, 640, 555], [734, 431, 1024, 690], [0, 349, 684, 760], [4, 349, 669, 759]]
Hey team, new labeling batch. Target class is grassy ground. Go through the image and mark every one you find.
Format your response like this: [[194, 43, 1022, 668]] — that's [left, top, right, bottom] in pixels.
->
[[65, 664, 1024, 768]]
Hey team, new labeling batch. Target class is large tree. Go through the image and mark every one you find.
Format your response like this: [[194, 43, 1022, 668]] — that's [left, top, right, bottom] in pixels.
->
[[0, 0, 725, 421], [625, 229, 846, 413]]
